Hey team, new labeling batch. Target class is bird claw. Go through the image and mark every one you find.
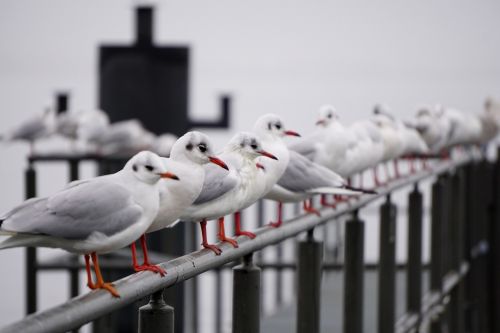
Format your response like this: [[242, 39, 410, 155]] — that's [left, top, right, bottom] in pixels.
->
[[304, 207, 321, 217], [236, 230, 256, 239], [202, 243, 223, 255], [269, 220, 282, 228], [100, 282, 120, 298], [134, 264, 167, 277], [220, 236, 239, 248]]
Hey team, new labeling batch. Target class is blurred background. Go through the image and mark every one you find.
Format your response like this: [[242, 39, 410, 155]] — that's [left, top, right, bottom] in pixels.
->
[[0, 0, 499, 332]]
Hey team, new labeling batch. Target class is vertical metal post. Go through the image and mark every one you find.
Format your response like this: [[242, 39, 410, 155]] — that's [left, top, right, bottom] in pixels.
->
[[343, 211, 364, 333], [378, 195, 397, 333], [68, 160, 80, 311], [233, 253, 261, 333], [215, 269, 223, 333], [296, 229, 323, 333], [138, 289, 174, 333], [430, 177, 444, 333], [25, 163, 37, 315], [407, 184, 423, 315]]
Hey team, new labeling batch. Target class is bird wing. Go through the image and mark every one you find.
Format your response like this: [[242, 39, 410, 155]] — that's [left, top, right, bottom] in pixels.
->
[[192, 159, 238, 205], [287, 134, 321, 161], [9, 115, 45, 141], [277, 151, 345, 193], [1, 180, 143, 240]]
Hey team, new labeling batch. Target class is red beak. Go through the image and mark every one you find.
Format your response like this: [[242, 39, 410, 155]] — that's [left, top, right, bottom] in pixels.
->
[[256, 163, 265, 170], [284, 130, 301, 137], [258, 150, 278, 160], [209, 156, 229, 170], [315, 119, 325, 126], [160, 172, 180, 180]]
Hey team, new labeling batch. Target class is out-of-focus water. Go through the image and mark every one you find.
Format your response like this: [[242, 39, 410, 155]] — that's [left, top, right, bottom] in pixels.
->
[[1, 0, 500, 330]]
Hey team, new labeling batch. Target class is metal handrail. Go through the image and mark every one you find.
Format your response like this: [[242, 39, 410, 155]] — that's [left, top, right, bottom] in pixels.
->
[[0, 155, 472, 333]]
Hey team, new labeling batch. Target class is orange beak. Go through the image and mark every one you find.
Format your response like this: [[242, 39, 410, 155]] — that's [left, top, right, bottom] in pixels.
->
[[257, 150, 278, 160], [160, 172, 180, 180], [209, 156, 229, 170], [256, 163, 265, 170], [315, 119, 325, 126], [284, 130, 301, 137]]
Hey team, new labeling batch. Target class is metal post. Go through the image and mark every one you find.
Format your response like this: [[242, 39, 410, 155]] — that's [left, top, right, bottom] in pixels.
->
[[233, 253, 261, 333], [25, 163, 37, 315], [407, 184, 423, 315], [491, 151, 500, 333], [68, 160, 80, 315], [430, 177, 444, 333], [343, 211, 364, 333], [138, 289, 174, 333], [378, 195, 397, 333], [296, 229, 323, 333]]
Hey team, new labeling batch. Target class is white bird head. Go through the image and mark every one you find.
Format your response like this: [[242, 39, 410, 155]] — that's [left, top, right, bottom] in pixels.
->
[[125, 151, 179, 184], [170, 131, 228, 170], [316, 105, 339, 127], [253, 114, 300, 141], [227, 132, 279, 160]]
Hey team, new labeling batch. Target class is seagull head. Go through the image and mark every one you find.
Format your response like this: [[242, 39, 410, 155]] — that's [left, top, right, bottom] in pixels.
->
[[170, 131, 228, 170], [316, 105, 339, 127], [126, 151, 179, 184], [253, 114, 300, 141], [227, 132, 278, 160]]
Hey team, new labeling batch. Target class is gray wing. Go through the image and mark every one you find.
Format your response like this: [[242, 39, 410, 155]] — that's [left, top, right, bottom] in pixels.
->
[[10, 116, 45, 141], [1, 180, 143, 239], [287, 133, 321, 161], [277, 151, 345, 192], [193, 163, 237, 205]]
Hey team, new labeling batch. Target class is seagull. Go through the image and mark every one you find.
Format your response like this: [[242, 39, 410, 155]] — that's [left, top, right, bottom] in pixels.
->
[[57, 109, 110, 152], [1, 107, 57, 155], [478, 98, 500, 145], [152, 133, 178, 157], [264, 150, 376, 227], [0, 151, 179, 297], [179, 132, 278, 255], [95, 119, 155, 156], [413, 105, 452, 154], [437, 105, 482, 148]]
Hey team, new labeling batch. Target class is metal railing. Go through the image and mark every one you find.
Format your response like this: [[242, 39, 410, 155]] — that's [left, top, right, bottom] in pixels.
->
[[1, 150, 499, 333]]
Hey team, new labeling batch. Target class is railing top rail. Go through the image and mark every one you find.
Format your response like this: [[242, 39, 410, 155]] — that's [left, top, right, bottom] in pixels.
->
[[0, 155, 472, 333]]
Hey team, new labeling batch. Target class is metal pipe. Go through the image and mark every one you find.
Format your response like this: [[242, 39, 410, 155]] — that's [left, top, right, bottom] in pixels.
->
[[378, 195, 397, 333], [343, 212, 364, 333], [407, 184, 423, 315], [232, 253, 260, 333], [25, 164, 37, 315], [296, 229, 323, 333], [68, 160, 80, 331], [138, 289, 174, 333]]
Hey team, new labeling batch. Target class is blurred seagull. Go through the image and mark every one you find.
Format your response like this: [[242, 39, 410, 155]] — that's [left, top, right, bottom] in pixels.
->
[[57, 109, 110, 152], [0, 151, 179, 297], [96, 119, 155, 156], [1, 107, 57, 154], [152, 133, 178, 157], [179, 132, 277, 255]]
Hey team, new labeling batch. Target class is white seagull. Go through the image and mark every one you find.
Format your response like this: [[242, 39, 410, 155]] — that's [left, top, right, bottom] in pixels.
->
[[179, 132, 277, 255], [57, 109, 110, 152], [0, 151, 179, 297], [1, 107, 57, 154], [96, 119, 155, 156]]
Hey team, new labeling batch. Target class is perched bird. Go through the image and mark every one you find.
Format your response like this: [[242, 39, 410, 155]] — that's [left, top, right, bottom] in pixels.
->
[[152, 133, 178, 157], [96, 119, 154, 156], [0, 151, 179, 297], [179, 132, 277, 255], [413, 105, 452, 153], [57, 109, 110, 152], [1, 107, 57, 154]]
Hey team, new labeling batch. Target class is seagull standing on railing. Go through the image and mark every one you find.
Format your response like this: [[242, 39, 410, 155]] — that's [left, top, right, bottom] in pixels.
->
[[0, 151, 179, 297], [1, 107, 57, 155], [413, 105, 452, 154], [57, 109, 110, 152], [137, 132, 228, 269], [95, 119, 155, 156], [179, 132, 278, 255]]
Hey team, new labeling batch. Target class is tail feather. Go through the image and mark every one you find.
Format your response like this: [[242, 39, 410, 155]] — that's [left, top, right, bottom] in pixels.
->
[[0, 234, 43, 250]]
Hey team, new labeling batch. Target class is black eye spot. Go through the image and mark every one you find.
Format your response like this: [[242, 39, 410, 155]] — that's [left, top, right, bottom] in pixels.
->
[[327, 114, 332, 118], [145, 165, 154, 172], [268, 123, 272, 130], [186, 143, 193, 151], [250, 139, 258, 150], [275, 123, 282, 130], [198, 143, 207, 153], [132, 164, 138, 172]]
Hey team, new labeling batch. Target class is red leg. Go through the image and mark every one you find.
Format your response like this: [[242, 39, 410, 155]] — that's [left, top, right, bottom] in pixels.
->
[[85, 254, 96, 290], [234, 211, 256, 239], [373, 166, 382, 187], [303, 199, 321, 216], [384, 162, 391, 182], [409, 157, 416, 174], [218, 217, 238, 248], [269, 202, 283, 228], [393, 159, 400, 178], [321, 194, 336, 208], [131, 234, 166, 276], [200, 220, 222, 255], [91, 253, 120, 297]]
